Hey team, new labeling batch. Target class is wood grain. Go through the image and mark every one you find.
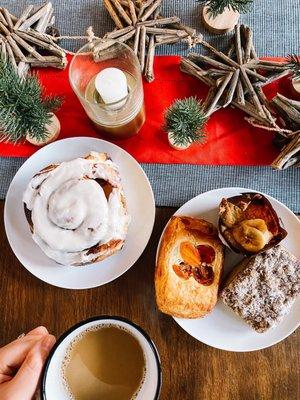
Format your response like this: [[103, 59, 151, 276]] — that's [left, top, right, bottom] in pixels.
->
[[0, 202, 299, 400]]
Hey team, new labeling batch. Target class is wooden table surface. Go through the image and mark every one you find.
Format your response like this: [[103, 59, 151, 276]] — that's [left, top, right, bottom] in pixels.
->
[[0, 201, 299, 400]]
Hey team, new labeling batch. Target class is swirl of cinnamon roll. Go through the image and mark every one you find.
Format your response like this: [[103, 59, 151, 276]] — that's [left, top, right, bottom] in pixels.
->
[[23, 152, 130, 266]]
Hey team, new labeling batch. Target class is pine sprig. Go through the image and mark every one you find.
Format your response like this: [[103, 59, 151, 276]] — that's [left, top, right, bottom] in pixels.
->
[[0, 57, 63, 143], [199, 0, 253, 18], [164, 97, 207, 147], [287, 54, 300, 80]]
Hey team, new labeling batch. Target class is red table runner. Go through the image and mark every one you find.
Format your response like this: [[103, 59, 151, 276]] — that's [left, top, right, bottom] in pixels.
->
[[0, 55, 290, 165]]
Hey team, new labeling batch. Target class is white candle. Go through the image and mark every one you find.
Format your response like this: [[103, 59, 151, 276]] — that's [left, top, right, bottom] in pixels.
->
[[95, 67, 128, 110]]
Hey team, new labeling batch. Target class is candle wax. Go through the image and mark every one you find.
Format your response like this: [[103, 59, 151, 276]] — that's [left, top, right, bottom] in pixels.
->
[[95, 67, 128, 110]]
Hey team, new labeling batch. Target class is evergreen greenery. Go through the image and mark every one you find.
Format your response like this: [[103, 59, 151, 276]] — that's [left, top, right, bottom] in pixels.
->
[[0, 57, 62, 143], [200, 0, 253, 18], [287, 54, 300, 80], [165, 97, 207, 147]]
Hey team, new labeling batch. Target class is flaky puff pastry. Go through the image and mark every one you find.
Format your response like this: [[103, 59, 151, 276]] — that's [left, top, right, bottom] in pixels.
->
[[155, 216, 225, 318]]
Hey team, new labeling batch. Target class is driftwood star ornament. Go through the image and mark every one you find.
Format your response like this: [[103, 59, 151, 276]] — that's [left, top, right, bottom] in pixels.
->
[[0, 2, 67, 77], [94, 0, 200, 82], [181, 24, 291, 128], [180, 24, 300, 169]]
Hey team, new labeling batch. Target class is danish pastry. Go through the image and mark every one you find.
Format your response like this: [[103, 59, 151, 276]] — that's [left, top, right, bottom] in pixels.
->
[[155, 216, 225, 318]]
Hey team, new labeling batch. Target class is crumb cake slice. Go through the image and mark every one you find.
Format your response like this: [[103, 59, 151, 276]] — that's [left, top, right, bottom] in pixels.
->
[[220, 246, 300, 333]]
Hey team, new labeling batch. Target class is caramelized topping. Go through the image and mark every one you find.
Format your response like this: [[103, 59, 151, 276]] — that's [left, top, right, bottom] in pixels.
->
[[197, 245, 215, 264], [193, 265, 214, 286], [174, 242, 215, 286], [172, 263, 192, 280]]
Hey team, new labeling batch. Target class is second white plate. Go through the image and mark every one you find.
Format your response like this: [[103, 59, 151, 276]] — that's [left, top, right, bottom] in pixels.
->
[[4, 137, 155, 289], [158, 187, 300, 352]]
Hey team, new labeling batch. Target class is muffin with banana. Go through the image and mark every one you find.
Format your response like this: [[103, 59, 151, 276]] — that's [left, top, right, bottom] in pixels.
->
[[218, 192, 287, 255]]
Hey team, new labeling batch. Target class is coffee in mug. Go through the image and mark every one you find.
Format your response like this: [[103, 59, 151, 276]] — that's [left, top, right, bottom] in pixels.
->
[[62, 325, 146, 399], [41, 316, 161, 400]]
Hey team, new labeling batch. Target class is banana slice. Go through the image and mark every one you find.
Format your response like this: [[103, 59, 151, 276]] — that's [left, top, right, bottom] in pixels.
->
[[232, 219, 267, 252], [241, 219, 268, 232]]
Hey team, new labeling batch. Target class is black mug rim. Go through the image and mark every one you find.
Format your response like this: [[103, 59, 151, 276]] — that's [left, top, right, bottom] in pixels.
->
[[40, 315, 162, 400]]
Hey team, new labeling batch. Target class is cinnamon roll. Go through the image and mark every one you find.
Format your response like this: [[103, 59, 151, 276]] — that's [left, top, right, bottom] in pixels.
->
[[23, 152, 130, 266]]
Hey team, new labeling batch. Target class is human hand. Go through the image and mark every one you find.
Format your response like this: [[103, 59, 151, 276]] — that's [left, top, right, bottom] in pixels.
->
[[0, 326, 56, 400]]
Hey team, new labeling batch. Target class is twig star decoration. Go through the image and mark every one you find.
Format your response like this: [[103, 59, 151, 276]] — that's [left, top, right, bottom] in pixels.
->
[[0, 3, 67, 77], [180, 24, 300, 169], [95, 0, 200, 82], [181, 24, 291, 127]]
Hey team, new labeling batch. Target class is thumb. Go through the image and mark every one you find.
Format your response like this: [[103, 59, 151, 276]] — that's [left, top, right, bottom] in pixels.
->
[[9, 334, 56, 400]]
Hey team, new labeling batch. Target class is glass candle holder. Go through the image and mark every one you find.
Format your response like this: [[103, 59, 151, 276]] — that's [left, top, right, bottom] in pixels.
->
[[69, 40, 145, 139]]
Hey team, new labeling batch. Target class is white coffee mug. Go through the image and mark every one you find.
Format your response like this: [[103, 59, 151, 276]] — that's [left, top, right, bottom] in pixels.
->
[[41, 316, 161, 399]]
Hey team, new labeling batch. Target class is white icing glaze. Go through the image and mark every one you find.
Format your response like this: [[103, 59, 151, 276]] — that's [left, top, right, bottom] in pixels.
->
[[23, 154, 130, 265]]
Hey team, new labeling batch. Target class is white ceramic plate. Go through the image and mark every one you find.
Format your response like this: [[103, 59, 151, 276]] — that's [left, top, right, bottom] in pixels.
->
[[157, 187, 300, 352], [4, 137, 155, 289]]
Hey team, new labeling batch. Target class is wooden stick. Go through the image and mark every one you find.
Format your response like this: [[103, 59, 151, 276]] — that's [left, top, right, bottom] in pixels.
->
[[16, 30, 65, 57], [250, 44, 258, 60], [127, 0, 137, 25], [115, 28, 136, 42], [5, 41, 17, 71], [35, 3, 53, 33], [93, 39, 115, 55], [276, 93, 300, 112], [0, 21, 10, 36], [227, 43, 235, 58], [110, 0, 132, 25], [244, 67, 268, 82], [188, 52, 235, 71], [146, 27, 184, 35], [201, 39, 239, 68], [155, 34, 186, 45], [139, 25, 146, 72], [255, 87, 276, 117], [0, 37, 6, 61], [246, 63, 289, 71], [133, 25, 141, 54], [105, 26, 134, 39], [180, 58, 215, 86], [235, 24, 243, 65], [203, 87, 217, 113], [243, 25, 252, 63], [272, 134, 300, 169], [11, 32, 44, 61], [2, 8, 14, 30], [138, 0, 156, 19], [26, 55, 67, 68], [240, 66, 265, 115], [140, 0, 162, 22], [145, 34, 155, 82], [18, 3, 51, 31], [223, 69, 239, 107], [236, 80, 245, 105], [137, 16, 180, 27], [6, 35, 27, 62], [272, 97, 300, 124], [233, 100, 270, 125], [0, 10, 8, 27], [206, 72, 233, 116], [254, 70, 290, 87], [103, 0, 124, 29], [169, 22, 196, 38], [14, 5, 34, 30], [252, 59, 289, 67]]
